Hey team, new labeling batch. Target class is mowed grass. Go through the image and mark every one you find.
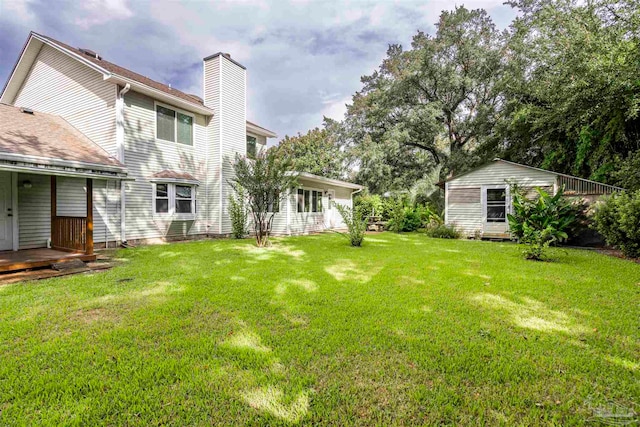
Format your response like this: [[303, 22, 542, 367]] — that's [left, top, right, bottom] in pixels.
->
[[0, 233, 638, 426]]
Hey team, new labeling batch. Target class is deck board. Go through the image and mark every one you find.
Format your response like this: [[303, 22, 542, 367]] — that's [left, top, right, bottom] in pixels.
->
[[0, 249, 96, 273]]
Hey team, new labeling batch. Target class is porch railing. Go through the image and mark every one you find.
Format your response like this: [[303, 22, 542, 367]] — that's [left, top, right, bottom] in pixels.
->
[[52, 216, 87, 252]]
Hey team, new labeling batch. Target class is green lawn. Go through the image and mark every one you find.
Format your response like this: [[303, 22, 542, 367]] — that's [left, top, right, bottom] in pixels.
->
[[0, 233, 638, 426]]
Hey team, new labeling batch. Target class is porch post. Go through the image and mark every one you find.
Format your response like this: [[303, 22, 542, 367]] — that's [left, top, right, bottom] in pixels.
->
[[86, 178, 93, 255], [50, 176, 56, 219]]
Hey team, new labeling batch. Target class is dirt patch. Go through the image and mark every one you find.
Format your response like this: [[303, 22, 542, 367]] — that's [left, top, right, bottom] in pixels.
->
[[72, 307, 118, 324]]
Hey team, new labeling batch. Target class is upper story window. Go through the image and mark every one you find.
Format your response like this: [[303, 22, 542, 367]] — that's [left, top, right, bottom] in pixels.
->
[[246, 135, 257, 158], [297, 189, 323, 213], [156, 104, 193, 146]]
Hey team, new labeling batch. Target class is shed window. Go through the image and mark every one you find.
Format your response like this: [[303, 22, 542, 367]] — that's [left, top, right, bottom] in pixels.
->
[[486, 188, 506, 222]]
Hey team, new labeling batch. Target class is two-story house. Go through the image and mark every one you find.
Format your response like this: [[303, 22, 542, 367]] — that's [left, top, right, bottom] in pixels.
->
[[0, 32, 361, 271]]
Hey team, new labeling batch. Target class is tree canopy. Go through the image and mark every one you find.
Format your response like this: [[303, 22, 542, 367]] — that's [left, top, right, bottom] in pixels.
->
[[274, 0, 640, 195]]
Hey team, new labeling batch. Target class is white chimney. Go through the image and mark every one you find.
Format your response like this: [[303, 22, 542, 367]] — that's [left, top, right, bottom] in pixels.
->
[[203, 52, 247, 234]]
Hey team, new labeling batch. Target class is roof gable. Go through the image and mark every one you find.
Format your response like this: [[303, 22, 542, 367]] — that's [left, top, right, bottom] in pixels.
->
[[1, 32, 214, 115]]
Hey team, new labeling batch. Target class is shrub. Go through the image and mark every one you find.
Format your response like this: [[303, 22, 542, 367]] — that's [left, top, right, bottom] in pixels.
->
[[507, 186, 581, 260], [387, 198, 406, 232], [335, 203, 367, 247], [228, 187, 249, 239], [592, 190, 640, 258], [355, 194, 384, 218], [424, 224, 460, 239]]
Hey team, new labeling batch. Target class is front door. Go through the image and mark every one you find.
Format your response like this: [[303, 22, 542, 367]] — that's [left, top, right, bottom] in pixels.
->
[[0, 172, 14, 251], [482, 185, 509, 237]]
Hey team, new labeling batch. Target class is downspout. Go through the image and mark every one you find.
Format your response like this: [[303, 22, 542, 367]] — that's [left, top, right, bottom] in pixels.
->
[[350, 187, 363, 204], [116, 83, 130, 245]]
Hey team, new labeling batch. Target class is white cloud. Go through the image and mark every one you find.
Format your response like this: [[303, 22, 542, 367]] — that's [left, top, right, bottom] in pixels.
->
[[75, 0, 133, 29]]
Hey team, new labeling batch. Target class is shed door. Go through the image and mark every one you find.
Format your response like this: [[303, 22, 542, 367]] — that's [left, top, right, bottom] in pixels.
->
[[0, 172, 14, 251], [482, 185, 509, 236]]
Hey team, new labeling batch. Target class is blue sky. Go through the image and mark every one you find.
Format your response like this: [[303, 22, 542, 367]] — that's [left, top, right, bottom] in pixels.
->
[[0, 0, 515, 141]]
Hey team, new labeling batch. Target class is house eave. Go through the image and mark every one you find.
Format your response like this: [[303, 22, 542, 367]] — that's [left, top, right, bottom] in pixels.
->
[[105, 75, 214, 115], [290, 171, 364, 190], [0, 161, 131, 180]]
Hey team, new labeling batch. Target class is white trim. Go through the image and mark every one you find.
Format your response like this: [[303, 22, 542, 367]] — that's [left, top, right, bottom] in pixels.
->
[[153, 100, 196, 147], [0, 152, 126, 173], [285, 188, 291, 235], [104, 75, 214, 116], [218, 54, 223, 235], [0, 36, 41, 104], [444, 181, 449, 225], [481, 185, 509, 225], [0, 163, 130, 180], [295, 187, 325, 214], [152, 182, 197, 221], [246, 121, 276, 138], [11, 172, 18, 251], [149, 177, 200, 186], [292, 172, 364, 190]]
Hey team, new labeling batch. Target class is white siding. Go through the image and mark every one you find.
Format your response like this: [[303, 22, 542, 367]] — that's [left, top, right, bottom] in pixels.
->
[[56, 176, 86, 217], [17, 173, 50, 249], [93, 180, 121, 244], [446, 161, 557, 237], [122, 90, 208, 241], [203, 56, 221, 235], [12, 44, 117, 156], [219, 58, 246, 234], [271, 179, 354, 236]]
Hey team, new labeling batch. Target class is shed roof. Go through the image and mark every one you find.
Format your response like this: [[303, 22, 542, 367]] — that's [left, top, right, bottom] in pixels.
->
[[441, 158, 623, 193]]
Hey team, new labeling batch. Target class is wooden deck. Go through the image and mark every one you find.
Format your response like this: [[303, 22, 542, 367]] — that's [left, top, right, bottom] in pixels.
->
[[0, 249, 96, 273]]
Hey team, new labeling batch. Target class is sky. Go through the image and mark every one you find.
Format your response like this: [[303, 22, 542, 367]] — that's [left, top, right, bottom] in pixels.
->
[[0, 0, 516, 143]]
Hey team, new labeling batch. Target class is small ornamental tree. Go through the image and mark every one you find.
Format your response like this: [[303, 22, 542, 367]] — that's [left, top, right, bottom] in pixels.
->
[[229, 150, 298, 247], [334, 203, 367, 247], [507, 186, 581, 260], [228, 186, 249, 239]]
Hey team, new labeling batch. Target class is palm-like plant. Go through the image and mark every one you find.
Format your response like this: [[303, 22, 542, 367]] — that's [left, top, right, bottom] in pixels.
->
[[507, 187, 581, 260]]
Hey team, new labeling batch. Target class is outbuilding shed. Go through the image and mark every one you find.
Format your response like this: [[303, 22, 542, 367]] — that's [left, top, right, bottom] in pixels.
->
[[443, 159, 623, 239]]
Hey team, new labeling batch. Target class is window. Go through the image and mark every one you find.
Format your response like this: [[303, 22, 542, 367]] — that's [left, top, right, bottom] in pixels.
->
[[267, 191, 280, 213], [297, 189, 304, 213], [154, 183, 196, 216], [175, 185, 194, 214], [296, 188, 323, 213], [155, 184, 169, 213], [486, 188, 506, 222], [246, 136, 257, 158], [156, 104, 193, 145]]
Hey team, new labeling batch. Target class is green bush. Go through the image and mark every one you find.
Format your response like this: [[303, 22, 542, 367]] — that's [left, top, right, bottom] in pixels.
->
[[355, 194, 384, 218], [507, 187, 581, 260], [228, 187, 249, 239], [424, 224, 460, 239], [592, 190, 640, 258], [335, 203, 367, 247]]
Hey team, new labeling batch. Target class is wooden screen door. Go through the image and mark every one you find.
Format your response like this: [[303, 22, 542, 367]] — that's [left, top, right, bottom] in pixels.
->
[[0, 172, 14, 251]]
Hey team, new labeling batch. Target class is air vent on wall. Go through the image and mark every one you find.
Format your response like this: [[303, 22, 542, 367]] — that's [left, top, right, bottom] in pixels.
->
[[78, 48, 101, 60], [20, 107, 34, 114]]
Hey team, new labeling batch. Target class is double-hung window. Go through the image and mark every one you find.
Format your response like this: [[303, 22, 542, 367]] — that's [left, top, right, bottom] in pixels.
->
[[486, 188, 507, 222], [296, 189, 323, 213], [246, 136, 257, 158], [156, 103, 193, 146], [154, 183, 196, 217]]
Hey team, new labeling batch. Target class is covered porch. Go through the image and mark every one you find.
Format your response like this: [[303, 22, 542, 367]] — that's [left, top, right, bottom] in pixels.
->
[[0, 104, 129, 273]]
